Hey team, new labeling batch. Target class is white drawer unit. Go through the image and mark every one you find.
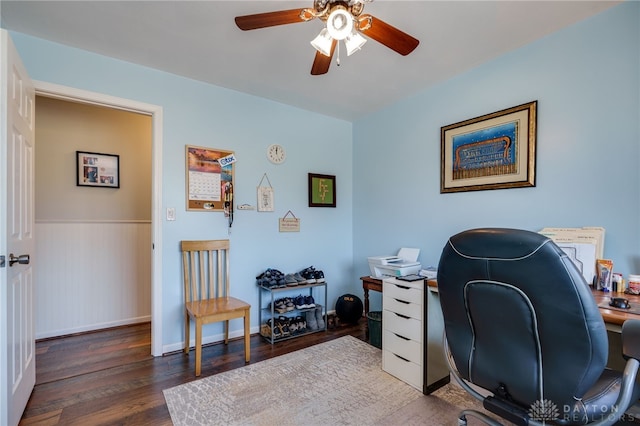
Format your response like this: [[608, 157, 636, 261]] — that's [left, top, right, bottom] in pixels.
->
[[382, 277, 450, 394], [382, 278, 424, 391]]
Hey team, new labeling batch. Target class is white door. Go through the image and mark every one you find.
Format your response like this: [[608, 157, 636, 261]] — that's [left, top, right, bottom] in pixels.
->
[[0, 29, 36, 426]]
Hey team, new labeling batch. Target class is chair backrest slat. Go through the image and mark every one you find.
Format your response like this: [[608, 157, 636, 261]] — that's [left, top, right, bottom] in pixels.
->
[[181, 239, 230, 302], [182, 250, 191, 303], [199, 250, 206, 298]]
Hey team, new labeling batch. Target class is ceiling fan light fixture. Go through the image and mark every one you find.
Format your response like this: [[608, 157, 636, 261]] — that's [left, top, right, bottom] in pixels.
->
[[235, 0, 419, 76], [326, 8, 353, 40], [345, 31, 366, 56], [311, 28, 333, 57]]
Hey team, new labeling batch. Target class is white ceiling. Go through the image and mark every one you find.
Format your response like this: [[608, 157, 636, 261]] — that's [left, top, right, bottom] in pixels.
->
[[0, 0, 620, 121]]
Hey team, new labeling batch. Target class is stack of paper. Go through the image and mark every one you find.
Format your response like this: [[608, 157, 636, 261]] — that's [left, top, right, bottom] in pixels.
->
[[419, 267, 438, 279], [539, 227, 605, 285]]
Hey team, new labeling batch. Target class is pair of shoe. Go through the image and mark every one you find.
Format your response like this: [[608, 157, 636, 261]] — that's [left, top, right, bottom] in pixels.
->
[[292, 315, 307, 333], [270, 297, 294, 313], [263, 316, 309, 340], [299, 266, 325, 284], [305, 305, 325, 331], [262, 318, 283, 339], [280, 315, 307, 335], [277, 316, 291, 337], [284, 273, 307, 286], [260, 322, 272, 338], [294, 295, 315, 310], [256, 268, 286, 288]]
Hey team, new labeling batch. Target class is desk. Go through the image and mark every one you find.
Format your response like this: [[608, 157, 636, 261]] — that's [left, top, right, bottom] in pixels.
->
[[360, 276, 383, 317], [591, 289, 640, 331], [361, 276, 640, 329], [362, 277, 640, 379], [591, 289, 640, 372]]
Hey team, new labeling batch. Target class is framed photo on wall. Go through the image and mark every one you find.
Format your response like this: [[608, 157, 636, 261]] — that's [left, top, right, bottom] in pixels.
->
[[308, 173, 336, 207], [76, 151, 120, 188], [440, 101, 537, 193]]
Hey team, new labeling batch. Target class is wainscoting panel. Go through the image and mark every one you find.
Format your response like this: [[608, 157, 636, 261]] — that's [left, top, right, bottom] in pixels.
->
[[34, 221, 151, 339]]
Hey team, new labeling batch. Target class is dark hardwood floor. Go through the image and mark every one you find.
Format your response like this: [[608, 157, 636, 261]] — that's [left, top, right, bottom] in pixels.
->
[[20, 320, 367, 425]]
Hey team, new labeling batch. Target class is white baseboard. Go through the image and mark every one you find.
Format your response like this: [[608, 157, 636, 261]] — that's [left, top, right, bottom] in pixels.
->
[[164, 310, 337, 355], [163, 326, 261, 354], [36, 315, 151, 340]]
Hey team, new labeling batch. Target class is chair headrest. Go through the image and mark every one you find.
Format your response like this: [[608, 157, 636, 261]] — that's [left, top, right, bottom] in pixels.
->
[[447, 227, 550, 260]]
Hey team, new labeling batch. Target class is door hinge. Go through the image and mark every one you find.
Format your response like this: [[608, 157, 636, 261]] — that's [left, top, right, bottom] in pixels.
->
[[0, 255, 5, 268]]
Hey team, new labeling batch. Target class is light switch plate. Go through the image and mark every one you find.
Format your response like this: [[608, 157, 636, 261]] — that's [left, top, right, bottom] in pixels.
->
[[167, 207, 176, 221]]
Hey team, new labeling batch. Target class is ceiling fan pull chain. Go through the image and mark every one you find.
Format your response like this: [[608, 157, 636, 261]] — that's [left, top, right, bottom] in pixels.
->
[[336, 41, 341, 66]]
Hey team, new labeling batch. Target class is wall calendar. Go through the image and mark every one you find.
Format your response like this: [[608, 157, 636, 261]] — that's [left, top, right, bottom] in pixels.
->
[[186, 145, 235, 212]]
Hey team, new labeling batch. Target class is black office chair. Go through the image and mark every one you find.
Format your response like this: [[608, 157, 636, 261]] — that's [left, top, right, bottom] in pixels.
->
[[437, 228, 640, 426]]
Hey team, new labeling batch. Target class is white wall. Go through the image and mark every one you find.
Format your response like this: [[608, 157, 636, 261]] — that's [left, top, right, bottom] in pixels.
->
[[353, 2, 640, 312], [34, 222, 151, 338], [9, 31, 354, 352]]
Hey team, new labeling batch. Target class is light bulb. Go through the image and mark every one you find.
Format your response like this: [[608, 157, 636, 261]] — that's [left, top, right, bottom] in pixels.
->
[[345, 32, 367, 56], [310, 28, 333, 57]]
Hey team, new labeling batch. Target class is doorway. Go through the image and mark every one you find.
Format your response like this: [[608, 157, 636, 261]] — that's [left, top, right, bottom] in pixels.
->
[[34, 81, 163, 356]]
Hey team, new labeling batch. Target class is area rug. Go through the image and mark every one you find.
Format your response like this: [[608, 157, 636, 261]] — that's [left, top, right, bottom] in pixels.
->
[[163, 336, 431, 425]]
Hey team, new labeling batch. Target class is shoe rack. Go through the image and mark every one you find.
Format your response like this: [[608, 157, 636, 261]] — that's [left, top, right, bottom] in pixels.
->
[[259, 282, 328, 344]]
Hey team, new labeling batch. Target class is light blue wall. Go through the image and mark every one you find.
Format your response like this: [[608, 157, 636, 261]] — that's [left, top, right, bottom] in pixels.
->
[[8, 0, 640, 346], [9, 32, 354, 350], [353, 1, 640, 312]]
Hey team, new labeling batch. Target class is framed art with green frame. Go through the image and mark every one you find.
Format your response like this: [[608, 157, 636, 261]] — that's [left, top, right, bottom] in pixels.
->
[[308, 173, 336, 207]]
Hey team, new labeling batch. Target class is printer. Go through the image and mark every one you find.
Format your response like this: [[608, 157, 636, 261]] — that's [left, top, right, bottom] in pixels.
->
[[368, 248, 421, 278]]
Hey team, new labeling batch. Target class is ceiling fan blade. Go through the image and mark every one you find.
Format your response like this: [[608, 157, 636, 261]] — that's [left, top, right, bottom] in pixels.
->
[[360, 15, 419, 56], [235, 9, 308, 30], [310, 39, 337, 75]]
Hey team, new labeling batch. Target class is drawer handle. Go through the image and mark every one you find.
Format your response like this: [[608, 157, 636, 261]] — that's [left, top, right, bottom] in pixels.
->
[[394, 312, 410, 319], [394, 353, 411, 363], [394, 298, 410, 305], [394, 284, 411, 290], [394, 333, 410, 341]]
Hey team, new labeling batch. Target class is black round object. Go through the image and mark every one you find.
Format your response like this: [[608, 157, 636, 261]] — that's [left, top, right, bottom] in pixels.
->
[[335, 294, 364, 324]]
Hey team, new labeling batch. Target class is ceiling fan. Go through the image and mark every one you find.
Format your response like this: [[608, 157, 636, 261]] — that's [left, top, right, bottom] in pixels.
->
[[235, 0, 419, 76]]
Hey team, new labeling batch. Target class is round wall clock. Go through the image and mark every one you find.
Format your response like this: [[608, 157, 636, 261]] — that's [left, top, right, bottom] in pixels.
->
[[267, 144, 286, 164]]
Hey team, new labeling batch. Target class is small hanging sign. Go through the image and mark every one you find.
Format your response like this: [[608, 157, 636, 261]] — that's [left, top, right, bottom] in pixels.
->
[[218, 153, 237, 167], [279, 210, 300, 232], [257, 173, 274, 212]]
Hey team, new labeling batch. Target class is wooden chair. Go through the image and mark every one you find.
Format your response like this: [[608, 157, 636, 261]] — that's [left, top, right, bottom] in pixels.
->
[[181, 240, 250, 376]]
